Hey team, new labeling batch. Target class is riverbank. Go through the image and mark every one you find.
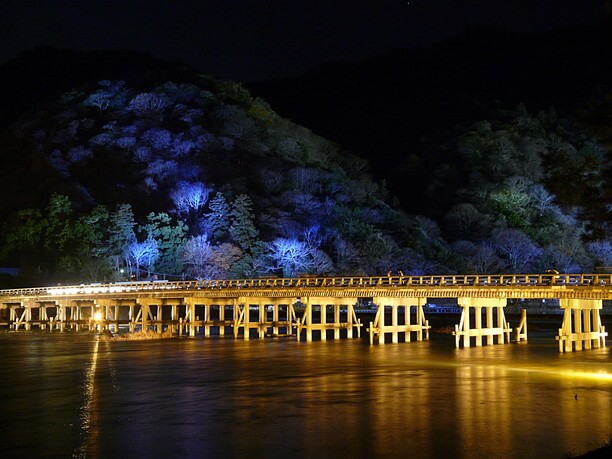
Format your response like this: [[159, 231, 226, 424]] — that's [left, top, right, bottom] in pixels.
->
[[573, 440, 612, 458]]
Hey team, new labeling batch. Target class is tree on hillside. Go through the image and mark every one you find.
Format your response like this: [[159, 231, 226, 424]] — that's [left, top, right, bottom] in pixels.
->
[[140, 212, 188, 276], [206, 243, 243, 279], [171, 181, 211, 224], [83, 80, 128, 111], [229, 194, 258, 250], [543, 230, 591, 273], [182, 234, 212, 278], [125, 237, 159, 280], [128, 93, 168, 116], [109, 204, 136, 252], [205, 192, 231, 241], [589, 241, 612, 270], [43, 194, 74, 253], [181, 235, 242, 279], [492, 228, 542, 273], [266, 238, 313, 277], [107, 204, 137, 277]]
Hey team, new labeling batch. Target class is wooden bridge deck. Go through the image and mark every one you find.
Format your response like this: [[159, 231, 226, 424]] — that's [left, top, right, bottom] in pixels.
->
[[1, 273, 610, 302], [0, 274, 609, 351]]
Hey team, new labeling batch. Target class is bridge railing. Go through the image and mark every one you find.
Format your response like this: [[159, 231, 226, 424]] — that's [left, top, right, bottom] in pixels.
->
[[0, 274, 609, 298]]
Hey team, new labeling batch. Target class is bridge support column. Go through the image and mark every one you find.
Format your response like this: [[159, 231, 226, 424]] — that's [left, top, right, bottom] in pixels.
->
[[243, 300, 251, 340], [299, 299, 314, 342], [452, 298, 511, 348], [320, 304, 327, 341], [232, 298, 256, 340], [39, 303, 48, 330], [368, 298, 430, 345], [184, 299, 196, 337], [515, 308, 528, 342], [135, 298, 157, 332], [233, 299, 241, 339], [556, 299, 607, 352], [13, 302, 32, 331], [296, 297, 360, 342], [93, 299, 115, 333], [203, 303, 211, 336], [258, 303, 266, 339], [272, 302, 279, 336], [219, 303, 227, 336], [55, 302, 66, 332]]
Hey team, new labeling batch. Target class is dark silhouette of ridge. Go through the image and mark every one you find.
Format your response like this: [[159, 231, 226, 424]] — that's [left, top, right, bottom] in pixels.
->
[[0, 47, 197, 128], [248, 25, 611, 210]]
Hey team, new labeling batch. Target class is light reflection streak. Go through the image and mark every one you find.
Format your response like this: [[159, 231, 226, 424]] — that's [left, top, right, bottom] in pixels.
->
[[456, 364, 512, 458], [405, 358, 612, 383], [73, 336, 100, 458]]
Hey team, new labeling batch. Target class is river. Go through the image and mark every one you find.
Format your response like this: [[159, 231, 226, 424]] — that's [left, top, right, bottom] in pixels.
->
[[0, 317, 610, 458]]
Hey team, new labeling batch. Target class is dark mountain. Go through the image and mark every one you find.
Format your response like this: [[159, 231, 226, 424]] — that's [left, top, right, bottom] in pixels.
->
[[0, 47, 197, 129], [1, 54, 461, 283], [248, 25, 612, 213], [0, 36, 608, 285]]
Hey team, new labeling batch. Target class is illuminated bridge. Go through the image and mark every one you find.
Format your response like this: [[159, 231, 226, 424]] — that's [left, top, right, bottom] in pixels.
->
[[1, 273, 610, 352]]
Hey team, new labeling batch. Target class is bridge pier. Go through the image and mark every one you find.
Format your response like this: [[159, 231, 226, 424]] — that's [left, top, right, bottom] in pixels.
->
[[452, 298, 512, 348], [13, 302, 31, 331], [368, 297, 430, 345], [55, 301, 66, 332], [232, 297, 298, 340], [135, 298, 156, 332], [515, 308, 528, 342], [556, 299, 607, 352], [184, 299, 197, 336], [296, 297, 361, 342]]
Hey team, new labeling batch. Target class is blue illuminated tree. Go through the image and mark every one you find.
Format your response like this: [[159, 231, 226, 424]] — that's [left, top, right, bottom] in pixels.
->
[[125, 237, 159, 280], [265, 232, 333, 277], [491, 228, 542, 273], [266, 238, 312, 277], [83, 80, 128, 111], [171, 181, 211, 224], [589, 241, 612, 269], [128, 93, 168, 116]]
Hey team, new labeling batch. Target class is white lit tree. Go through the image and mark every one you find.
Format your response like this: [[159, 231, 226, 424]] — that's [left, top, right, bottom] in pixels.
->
[[492, 228, 542, 273], [266, 238, 313, 277], [171, 181, 211, 223], [125, 237, 159, 280], [181, 235, 212, 278]]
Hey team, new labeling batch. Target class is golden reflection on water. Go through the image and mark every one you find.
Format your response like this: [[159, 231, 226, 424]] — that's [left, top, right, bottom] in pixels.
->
[[66, 336, 612, 458], [356, 342, 610, 458], [74, 336, 100, 458]]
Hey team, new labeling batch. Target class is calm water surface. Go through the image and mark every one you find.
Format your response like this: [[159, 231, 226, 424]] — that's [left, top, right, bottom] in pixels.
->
[[0, 322, 611, 459]]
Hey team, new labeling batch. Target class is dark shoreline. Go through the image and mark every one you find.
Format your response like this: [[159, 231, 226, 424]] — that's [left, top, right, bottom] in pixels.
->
[[572, 442, 612, 458]]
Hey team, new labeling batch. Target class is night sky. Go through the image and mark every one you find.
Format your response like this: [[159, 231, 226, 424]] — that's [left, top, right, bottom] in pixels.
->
[[1, 0, 607, 82]]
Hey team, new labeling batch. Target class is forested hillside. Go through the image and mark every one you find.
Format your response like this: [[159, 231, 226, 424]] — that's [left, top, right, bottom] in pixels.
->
[[0, 74, 452, 284], [0, 44, 609, 286], [249, 26, 612, 215]]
